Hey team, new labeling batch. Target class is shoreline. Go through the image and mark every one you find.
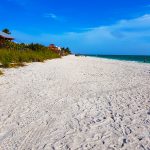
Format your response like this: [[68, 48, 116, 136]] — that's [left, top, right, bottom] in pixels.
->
[[78, 54, 150, 64], [77, 55, 150, 67], [0, 55, 150, 149]]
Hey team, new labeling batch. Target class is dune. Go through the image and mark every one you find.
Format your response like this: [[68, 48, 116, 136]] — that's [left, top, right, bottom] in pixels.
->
[[0, 55, 150, 150]]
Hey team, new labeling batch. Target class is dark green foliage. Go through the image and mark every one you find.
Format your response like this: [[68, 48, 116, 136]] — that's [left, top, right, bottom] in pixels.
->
[[2, 28, 11, 34], [27, 43, 48, 51], [3, 41, 48, 51], [61, 47, 71, 55]]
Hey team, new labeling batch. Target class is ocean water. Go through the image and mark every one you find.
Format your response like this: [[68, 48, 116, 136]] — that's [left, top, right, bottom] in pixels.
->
[[84, 55, 150, 63]]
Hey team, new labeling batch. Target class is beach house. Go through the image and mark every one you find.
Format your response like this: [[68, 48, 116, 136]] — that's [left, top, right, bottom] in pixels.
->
[[0, 32, 14, 47], [48, 44, 61, 54]]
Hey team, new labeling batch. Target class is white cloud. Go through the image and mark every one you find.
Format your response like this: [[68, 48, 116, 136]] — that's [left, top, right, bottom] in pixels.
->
[[12, 14, 150, 55], [44, 13, 57, 19], [43, 13, 65, 22]]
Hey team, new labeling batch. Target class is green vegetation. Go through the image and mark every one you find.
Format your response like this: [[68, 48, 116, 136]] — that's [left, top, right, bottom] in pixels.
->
[[0, 28, 71, 70], [61, 47, 71, 55], [0, 70, 3, 75], [4, 41, 51, 51], [2, 28, 11, 34], [0, 48, 60, 68]]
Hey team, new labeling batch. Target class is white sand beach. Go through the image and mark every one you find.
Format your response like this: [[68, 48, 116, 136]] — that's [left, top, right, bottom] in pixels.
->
[[0, 55, 150, 150]]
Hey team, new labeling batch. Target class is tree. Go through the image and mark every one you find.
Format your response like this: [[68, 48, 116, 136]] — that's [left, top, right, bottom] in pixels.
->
[[2, 28, 11, 34], [65, 47, 71, 54], [60, 47, 71, 56]]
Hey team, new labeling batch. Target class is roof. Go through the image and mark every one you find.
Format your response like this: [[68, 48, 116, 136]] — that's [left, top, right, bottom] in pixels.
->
[[49, 44, 57, 49], [49, 44, 56, 47], [0, 31, 14, 40]]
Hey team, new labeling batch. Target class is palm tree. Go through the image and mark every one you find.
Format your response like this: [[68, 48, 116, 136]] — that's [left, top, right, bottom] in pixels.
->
[[2, 28, 11, 34]]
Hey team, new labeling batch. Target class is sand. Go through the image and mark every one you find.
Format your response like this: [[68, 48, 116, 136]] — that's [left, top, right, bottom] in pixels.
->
[[0, 55, 150, 150]]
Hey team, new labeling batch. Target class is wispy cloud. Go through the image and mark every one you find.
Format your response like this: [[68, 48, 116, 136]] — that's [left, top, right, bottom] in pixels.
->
[[44, 13, 57, 19], [12, 14, 150, 55], [43, 13, 65, 22]]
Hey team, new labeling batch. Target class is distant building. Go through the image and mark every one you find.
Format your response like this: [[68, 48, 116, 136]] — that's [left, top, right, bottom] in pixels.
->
[[48, 44, 61, 54], [0, 32, 14, 41], [49, 44, 57, 50], [0, 32, 14, 47], [48, 44, 70, 56]]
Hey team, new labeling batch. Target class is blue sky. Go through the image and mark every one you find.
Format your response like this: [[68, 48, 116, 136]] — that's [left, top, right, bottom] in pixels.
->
[[0, 0, 150, 55]]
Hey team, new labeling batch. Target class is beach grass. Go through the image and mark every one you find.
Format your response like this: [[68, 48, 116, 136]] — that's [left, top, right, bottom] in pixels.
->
[[0, 49, 60, 68], [0, 70, 3, 75]]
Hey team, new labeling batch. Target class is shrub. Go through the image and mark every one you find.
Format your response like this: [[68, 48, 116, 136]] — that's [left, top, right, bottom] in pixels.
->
[[61, 47, 71, 56], [0, 41, 71, 68], [0, 70, 3, 75], [0, 49, 60, 68]]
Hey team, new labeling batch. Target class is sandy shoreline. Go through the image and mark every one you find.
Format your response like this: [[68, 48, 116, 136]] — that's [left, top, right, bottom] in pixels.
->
[[0, 55, 150, 150]]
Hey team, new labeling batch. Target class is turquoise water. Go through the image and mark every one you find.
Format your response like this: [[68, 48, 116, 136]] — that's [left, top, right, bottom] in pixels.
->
[[83, 55, 150, 63]]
